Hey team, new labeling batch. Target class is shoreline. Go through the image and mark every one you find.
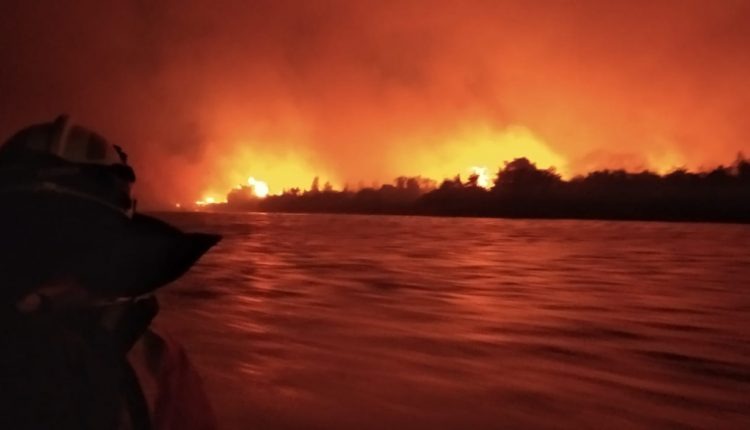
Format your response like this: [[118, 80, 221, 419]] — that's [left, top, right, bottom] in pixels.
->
[[153, 207, 750, 226]]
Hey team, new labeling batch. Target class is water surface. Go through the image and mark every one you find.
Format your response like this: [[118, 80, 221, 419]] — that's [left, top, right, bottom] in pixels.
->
[[156, 213, 750, 429]]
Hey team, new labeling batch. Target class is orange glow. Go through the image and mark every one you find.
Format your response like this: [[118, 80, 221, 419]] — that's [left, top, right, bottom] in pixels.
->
[[193, 140, 340, 202], [196, 196, 224, 207], [10, 1, 744, 208], [247, 177, 269, 198], [392, 124, 567, 183], [469, 166, 491, 189], [193, 124, 568, 202]]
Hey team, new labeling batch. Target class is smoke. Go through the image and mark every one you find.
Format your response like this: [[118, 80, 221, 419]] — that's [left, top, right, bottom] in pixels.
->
[[1, 0, 748, 206]]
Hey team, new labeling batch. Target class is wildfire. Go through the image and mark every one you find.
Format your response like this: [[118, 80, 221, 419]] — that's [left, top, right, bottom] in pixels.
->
[[196, 196, 220, 206], [469, 166, 492, 189], [247, 177, 269, 198], [194, 176, 269, 207]]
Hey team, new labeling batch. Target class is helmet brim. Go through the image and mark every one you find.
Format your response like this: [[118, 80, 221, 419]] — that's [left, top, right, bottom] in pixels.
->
[[0, 190, 221, 300], [113, 213, 221, 296]]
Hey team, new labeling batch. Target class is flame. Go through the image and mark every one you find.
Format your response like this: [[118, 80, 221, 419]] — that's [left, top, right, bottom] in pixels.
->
[[192, 123, 564, 204], [393, 124, 567, 182], [469, 166, 492, 189], [204, 140, 338, 198], [247, 177, 269, 198], [195, 196, 219, 206]]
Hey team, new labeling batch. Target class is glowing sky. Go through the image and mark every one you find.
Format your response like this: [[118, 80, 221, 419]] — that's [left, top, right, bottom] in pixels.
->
[[1, 0, 748, 206]]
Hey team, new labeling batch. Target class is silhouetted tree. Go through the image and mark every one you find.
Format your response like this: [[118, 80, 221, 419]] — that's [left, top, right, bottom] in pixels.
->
[[705, 166, 732, 185], [493, 158, 561, 192], [220, 156, 750, 223], [734, 153, 750, 183], [466, 173, 481, 188], [439, 175, 463, 190], [285, 187, 301, 197]]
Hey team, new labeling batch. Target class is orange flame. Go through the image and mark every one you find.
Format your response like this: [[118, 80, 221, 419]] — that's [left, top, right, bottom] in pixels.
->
[[247, 177, 269, 198], [469, 166, 492, 189], [195, 196, 223, 206]]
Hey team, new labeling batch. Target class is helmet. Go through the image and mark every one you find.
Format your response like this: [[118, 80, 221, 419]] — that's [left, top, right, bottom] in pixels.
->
[[0, 115, 136, 215], [0, 115, 220, 301]]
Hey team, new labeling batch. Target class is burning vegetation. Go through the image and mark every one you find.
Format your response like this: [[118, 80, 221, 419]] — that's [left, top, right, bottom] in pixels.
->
[[187, 156, 750, 223]]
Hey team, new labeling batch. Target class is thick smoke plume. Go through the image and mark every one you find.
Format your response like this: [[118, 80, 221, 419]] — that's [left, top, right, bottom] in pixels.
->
[[1, 0, 748, 206]]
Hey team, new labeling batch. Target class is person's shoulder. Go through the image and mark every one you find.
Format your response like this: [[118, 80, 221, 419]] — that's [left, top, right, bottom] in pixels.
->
[[129, 328, 217, 430]]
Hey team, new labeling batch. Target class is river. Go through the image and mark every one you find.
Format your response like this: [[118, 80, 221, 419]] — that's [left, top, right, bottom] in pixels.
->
[[154, 212, 750, 429]]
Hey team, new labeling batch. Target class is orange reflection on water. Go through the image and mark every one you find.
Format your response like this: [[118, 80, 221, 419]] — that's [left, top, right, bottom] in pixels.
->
[[157, 213, 750, 429]]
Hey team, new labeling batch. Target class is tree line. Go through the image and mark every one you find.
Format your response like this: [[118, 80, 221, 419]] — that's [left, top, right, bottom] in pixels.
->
[[221, 155, 750, 223]]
